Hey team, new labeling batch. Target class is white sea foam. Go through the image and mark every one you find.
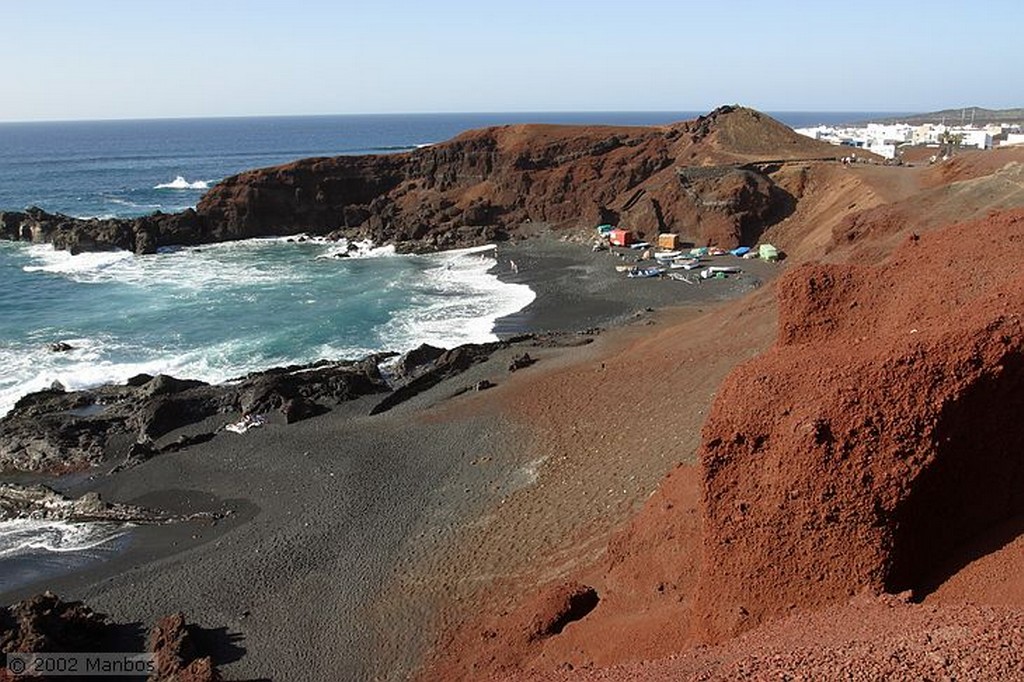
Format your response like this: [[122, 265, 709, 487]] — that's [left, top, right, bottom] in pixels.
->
[[154, 175, 209, 190], [21, 240, 305, 289], [0, 519, 127, 559], [316, 237, 397, 260], [376, 244, 535, 351], [4, 239, 536, 416], [0, 335, 291, 417], [105, 197, 162, 209], [22, 245, 133, 277]]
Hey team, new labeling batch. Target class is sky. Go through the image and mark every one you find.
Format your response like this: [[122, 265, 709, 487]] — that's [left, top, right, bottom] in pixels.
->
[[1, 0, 1020, 122]]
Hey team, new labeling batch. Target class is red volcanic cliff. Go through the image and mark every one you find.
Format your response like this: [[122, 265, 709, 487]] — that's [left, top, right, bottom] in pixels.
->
[[197, 105, 835, 251], [1, 106, 843, 254], [694, 209, 1024, 641], [421, 208, 1024, 680]]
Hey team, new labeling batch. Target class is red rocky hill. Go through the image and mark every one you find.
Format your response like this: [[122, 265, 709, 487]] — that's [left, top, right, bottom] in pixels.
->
[[0, 106, 845, 254]]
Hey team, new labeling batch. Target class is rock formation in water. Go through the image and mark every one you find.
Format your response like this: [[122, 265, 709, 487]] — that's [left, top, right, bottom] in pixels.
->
[[0, 333, 587, 473], [0, 356, 391, 473], [0, 483, 222, 525], [0, 107, 840, 255]]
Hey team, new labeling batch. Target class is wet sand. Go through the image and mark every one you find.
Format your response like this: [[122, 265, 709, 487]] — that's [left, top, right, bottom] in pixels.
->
[[0, 236, 781, 680]]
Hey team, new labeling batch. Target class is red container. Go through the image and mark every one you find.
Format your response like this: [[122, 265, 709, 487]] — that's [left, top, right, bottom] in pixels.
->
[[609, 229, 633, 247]]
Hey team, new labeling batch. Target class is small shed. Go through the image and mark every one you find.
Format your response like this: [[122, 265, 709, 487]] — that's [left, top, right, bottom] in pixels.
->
[[609, 229, 633, 247], [657, 233, 679, 249], [759, 243, 780, 262]]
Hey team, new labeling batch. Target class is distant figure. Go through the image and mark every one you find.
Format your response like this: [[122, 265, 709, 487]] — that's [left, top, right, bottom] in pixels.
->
[[510, 260, 519, 274]]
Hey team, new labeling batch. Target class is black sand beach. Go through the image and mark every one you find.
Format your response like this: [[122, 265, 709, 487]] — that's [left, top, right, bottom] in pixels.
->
[[493, 235, 775, 336], [0, 236, 781, 680]]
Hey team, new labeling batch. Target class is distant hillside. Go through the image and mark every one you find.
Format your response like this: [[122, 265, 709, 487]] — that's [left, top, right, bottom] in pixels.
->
[[0, 105, 849, 255], [864, 107, 1024, 126]]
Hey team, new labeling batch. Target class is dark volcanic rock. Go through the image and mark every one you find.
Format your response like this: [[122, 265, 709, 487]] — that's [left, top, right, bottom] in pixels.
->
[[0, 335, 540, 473], [389, 344, 448, 383], [0, 207, 204, 255], [0, 359, 392, 473], [507, 352, 535, 372], [0, 593, 221, 681], [369, 342, 507, 415], [0, 483, 220, 524]]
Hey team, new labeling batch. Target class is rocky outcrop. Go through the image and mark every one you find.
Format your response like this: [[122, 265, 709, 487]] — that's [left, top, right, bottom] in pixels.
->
[[147, 613, 221, 682], [692, 208, 1024, 641], [0, 357, 392, 473], [1, 107, 839, 255], [0, 207, 204, 255], [370, 342, 507, 415], [0, 593, 219, 682], [0, 334, 587, 473], [0, 484, 221, 524]]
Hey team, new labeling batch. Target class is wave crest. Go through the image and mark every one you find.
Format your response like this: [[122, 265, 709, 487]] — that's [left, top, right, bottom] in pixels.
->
[[154, 175, 209, 190]]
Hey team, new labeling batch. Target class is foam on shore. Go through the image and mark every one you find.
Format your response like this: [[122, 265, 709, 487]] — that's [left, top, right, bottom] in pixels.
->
[[2, 239, 537, 416]]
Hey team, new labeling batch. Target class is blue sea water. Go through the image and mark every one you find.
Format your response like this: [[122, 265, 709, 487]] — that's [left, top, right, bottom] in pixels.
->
[[0, 110, 901, 570], [0, 111, 899, 418]]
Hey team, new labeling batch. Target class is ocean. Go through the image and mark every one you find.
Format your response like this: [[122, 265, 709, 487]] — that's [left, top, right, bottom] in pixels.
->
[[0, 111, 896, 573]]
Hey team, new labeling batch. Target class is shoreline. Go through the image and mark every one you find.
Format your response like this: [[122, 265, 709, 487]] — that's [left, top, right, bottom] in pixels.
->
[[0, 234, 782, 680], [492, 234, 777, 337]]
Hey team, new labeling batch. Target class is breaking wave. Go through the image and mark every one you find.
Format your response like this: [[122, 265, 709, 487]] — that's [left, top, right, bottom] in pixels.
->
[[3, 239, 534, 416], [0, 519, 128, 559], [375, 244, 535, 351], [154, 175, 210, 190]]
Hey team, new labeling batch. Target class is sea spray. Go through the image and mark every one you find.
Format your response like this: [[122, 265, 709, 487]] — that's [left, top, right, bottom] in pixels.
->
[[0, 239, 533, 416], [153, 176, 210, 190]]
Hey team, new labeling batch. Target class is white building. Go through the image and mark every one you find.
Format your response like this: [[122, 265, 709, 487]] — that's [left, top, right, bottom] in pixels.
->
[[865, 123, 913, 144], [911, 124, 945, 145], [796, 119, 998, 156], [950, 129, 993, 149], [868, 143, 898, 159]]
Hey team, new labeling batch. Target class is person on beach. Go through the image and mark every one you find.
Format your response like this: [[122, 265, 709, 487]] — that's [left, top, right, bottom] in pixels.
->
[[510, 260, 519, 274]]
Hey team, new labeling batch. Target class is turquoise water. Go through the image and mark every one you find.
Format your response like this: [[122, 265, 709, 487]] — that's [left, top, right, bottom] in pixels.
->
[[0, 111, 902, 416], [0, 111, 902, 565], [0, 238, 530, 415]]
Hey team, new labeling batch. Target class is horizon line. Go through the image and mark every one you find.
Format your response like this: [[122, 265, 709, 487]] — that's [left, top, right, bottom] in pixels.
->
[[0, 108, 924, 126]]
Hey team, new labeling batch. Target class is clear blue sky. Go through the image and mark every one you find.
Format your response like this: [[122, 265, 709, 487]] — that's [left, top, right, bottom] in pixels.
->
[[1, 0, 1020, 122]]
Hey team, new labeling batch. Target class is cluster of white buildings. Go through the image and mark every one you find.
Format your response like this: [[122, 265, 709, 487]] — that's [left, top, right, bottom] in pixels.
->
[[795, 119, 1024, 160]]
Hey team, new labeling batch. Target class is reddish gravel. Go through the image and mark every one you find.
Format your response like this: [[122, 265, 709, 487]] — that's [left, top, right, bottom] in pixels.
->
[[511, 592, 1024, 681], [420, 208, 1024, 681], [694, 208, 1024, 641]]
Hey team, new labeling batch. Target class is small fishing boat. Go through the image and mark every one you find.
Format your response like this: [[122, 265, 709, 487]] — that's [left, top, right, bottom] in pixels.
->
[[627, 266, 664, 278], [699, 265, 742, 279]]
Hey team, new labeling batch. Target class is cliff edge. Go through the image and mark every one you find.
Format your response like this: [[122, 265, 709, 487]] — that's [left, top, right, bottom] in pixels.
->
[[0, 106, 842, 255]]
